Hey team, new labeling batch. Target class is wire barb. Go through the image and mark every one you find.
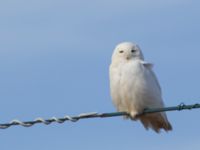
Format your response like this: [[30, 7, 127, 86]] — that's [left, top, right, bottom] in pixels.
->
[[0, 103, 199, 129]]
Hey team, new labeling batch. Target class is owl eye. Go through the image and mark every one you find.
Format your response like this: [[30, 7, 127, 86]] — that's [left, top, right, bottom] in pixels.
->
[[131, 49, 136, 53], [119, 50, 124, 53]]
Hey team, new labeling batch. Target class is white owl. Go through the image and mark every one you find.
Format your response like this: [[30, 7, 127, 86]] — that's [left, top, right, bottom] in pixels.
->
[[109, 42, 172, 133]]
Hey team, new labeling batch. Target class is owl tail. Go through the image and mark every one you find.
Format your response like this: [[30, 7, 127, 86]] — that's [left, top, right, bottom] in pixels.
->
[[139, 112, 172, 133]]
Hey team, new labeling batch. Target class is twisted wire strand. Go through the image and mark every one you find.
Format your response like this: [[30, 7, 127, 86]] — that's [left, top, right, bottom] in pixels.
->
[[0, 103, 199, 129]]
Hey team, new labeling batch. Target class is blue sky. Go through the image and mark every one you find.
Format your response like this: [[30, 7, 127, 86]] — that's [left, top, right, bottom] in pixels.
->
[[0, 0, 200, 149]]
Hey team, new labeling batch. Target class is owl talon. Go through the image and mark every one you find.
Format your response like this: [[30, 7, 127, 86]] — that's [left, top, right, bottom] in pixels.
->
[[130, 111, 139, 120]]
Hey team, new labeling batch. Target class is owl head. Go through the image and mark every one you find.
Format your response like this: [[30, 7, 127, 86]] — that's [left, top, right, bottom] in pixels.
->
[[112, 42, 144, 62]]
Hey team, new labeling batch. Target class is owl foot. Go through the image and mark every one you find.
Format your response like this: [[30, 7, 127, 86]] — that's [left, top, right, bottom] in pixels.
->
[[130, 111, 140, 120]]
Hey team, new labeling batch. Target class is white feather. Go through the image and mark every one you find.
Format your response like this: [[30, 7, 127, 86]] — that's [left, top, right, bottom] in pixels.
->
[[109, 42, 172, 133]]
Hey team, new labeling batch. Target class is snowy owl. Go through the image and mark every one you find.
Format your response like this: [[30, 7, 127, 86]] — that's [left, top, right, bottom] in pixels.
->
[[109, 42, 172, 133]]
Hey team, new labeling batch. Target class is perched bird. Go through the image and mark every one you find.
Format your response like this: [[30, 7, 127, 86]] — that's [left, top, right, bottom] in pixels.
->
[[109, 42, 172, 133]]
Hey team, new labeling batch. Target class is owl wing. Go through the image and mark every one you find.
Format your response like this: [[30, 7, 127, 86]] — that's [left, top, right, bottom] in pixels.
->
[[141, 61, 161, 93], [140, 61, 172, 132]]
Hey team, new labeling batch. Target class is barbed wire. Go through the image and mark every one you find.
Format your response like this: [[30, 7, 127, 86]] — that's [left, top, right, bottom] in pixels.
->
[[0, 103, 199, 129]]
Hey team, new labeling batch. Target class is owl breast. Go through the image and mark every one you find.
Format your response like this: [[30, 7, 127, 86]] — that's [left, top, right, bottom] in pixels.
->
[[110, 60, 162, 114]]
